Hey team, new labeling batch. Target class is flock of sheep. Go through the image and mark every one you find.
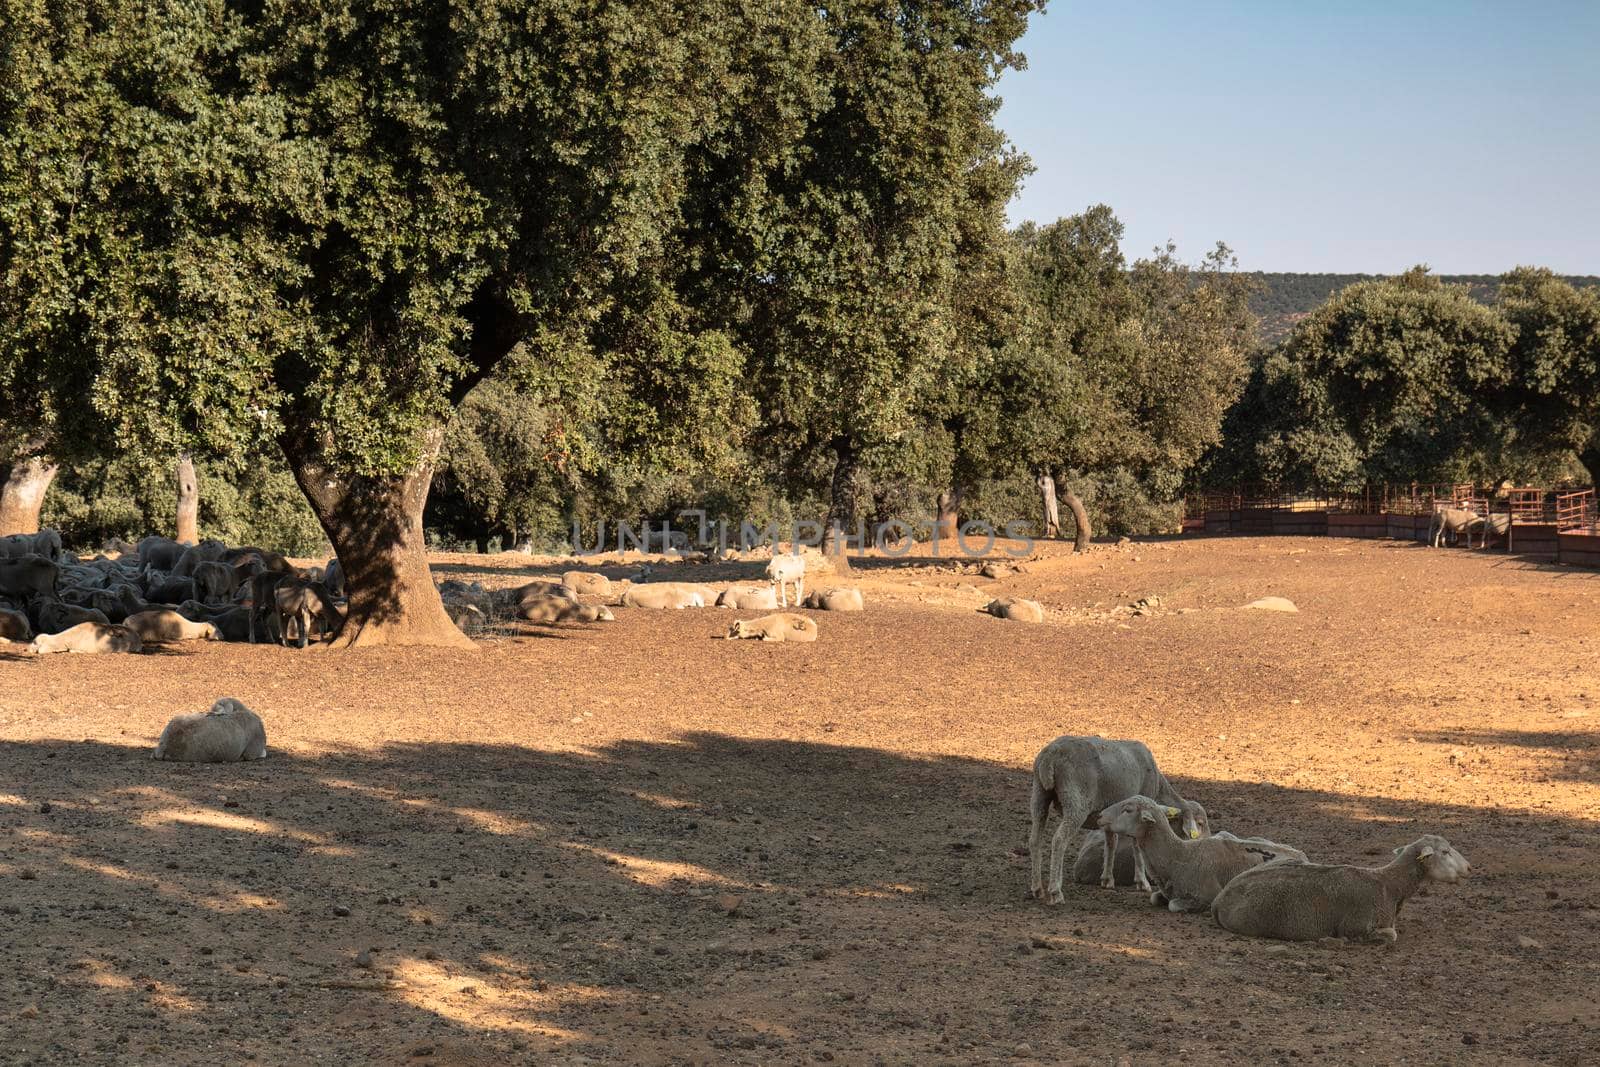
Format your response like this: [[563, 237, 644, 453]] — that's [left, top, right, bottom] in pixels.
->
[[1030, 736, 1470, 942]]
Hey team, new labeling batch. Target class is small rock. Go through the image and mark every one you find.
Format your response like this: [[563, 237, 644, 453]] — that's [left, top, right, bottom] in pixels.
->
[[37, 802, 51, 814], [716, 893, 743, 916], [1029, 935, 1053, 950], [1462, 1033, 1479, 1046], [17, 868, 37, 881], [1244, 596, 1298, 613], [19, 1004, 38, 1019], [332, 904, 352, 918], [1517, 935, 1543, 949], [355, 949, 374, 970], [1263, 944, 1293, 956], [1013, 1042, 1032, 1057], [1546, 889, 1560, 899]]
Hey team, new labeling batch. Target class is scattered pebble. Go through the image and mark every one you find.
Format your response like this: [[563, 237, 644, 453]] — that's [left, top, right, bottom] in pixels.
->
[[332, 904, 352, 918]]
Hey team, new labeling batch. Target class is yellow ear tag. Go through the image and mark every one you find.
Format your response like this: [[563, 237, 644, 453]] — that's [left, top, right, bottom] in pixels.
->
[[1188, 828, 1201, 839], [1165, 807, 1180, 818]]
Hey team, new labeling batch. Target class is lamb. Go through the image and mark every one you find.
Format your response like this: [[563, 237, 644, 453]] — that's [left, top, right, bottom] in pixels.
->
[[124, 609, 222, 643], [802, 587, 864, 612], [766, 554, 805, 608], [516, 596, 616, 624], [983, 597, 1044, 623], [0, 555, 58, 599], [1213, 835, 1470, 943], [561, 571, 612, 596], [27, 622, 143, 655], [1096, 795, 1306, 912], [1429, 507, 1486, 548], [715, 586, 779, 610], [152, 697, 267, 762], [0, 607, 31, 642], [725, 612, 819, 642], [621, 583, 706, 609], [1029, 735, 1202, 905], [1075, 803, 1213, 886], [269, 579, 343, 648]]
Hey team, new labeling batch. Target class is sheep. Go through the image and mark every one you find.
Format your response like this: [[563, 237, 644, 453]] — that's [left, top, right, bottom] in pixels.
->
[[1429, 507, 1486, 548], [766, 554, 805, 607], [0, 554, 58, 599], [983, 597, 1044, 623], [495, 579, 578, 607], [1075, 803, 1213, 886], [136, 536, 186, 572], [0, 529, 62, 562], [0, 607, 31, 642], [268, 579, 343, 648], [191, 560, 238, 603], [802, 586, 864, 612], [1213, 835, 1470, 943], [715, 585, 779, 610], [561, 571, 612, 596], [101, 536, 138, 556], [152, 697, 267, 762], [124, 609, 221, 644], [443, 600, 487, 632], [725, 612, 819, 642], [516, 597, 616, 624], [1096, 795, 1305, 912], [621, 583, 706, 609], [27, 622, 143, 655], [145, 575, 199, 605], [207, 607, 254, 642], [246, 571, 289, 643], [36, 600, 110, 633], [1029, 735, 1202, 905], [322, 557, 345, 599]]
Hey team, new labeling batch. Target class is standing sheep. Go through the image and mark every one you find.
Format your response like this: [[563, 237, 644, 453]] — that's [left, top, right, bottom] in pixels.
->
[[1429, 507, 1486, 548], [1213, 835, 1470, 943], [1029, 735, 1202, 905], [766, 555, 805, 608], [1096, 795, 1305, 912], [153, 698, 268, 762]]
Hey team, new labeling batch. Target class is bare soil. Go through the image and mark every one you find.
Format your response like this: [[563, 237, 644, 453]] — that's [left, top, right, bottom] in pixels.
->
[[2, 535, 1598, 1065]]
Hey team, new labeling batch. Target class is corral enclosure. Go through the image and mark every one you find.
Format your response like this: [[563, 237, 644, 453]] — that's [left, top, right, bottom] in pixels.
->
[[2, 536, 1598, 1065]]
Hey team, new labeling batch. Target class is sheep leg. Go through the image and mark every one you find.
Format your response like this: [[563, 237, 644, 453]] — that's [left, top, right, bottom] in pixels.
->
[[1027, 783, 1051, 899], [1046, 800, 1088, 905], [1097, 829, 1118, 889], [795, 577, 804, 605], [297, 607, 309, 650], [1131, 841, 1153, 893], [1165, 896, 1207, 914]]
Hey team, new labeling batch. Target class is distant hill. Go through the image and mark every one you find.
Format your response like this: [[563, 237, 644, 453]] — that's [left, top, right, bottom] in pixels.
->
[[1245, 272, 1600, 344]]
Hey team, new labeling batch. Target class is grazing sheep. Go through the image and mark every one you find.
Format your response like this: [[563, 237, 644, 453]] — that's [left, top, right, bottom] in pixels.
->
[[124, 609, 221, 643], [0, 555, 58, 599], [27, 622, 143, 655], [1075, 804, 1213, 886], [0, 529, 62, 562], [715, 586, 779, 610], [1097, 796, 1305, 912], [725, 612, 818, 642], [0, 607, 31, 642], [1213, 835, 1470, 943], [983, 597, 1044, 623], [621, 583, 705, 609], [561, 571, 612, 596], [36, 600, 110, 633], [516, 597, 616, 624], [153, 697, 267, 762], [1029, 735, 1202, 905], [766, 554, 805, 608], [1429, 507, 1486, 548], [802, 587, 864, 612]]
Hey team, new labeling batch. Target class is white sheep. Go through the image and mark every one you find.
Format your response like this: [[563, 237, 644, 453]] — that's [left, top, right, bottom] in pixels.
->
[[123, 609, 222, 644], [766, 554, 805, 608], [1096, 795, 1306, 912], [801, 587, 864, 612], [561, 571, 612, 596], [1213, 835, 1470, 943], [27, 622, 143, 655], [725, 612, 818, 642], [982, 597, 1044, 623], [1029, 735, 1202, 905], [715, 586, 779, 610], [152, 697, 268, 762], [621, 583, 706, 609], [517, 596, 616, 624], [1075, 804, 1213, 886]]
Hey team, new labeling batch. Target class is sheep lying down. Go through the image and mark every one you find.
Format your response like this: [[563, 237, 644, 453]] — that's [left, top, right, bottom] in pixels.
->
[[725, 613, 818, 642], [1096, 795, 1305, 912], [153, 697, 268, 762], [1213, 835, 1469, 943]]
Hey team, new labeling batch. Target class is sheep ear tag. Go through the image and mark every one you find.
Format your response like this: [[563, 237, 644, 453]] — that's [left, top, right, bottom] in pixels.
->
[[1165, 807, 1181, 818], [1188, 828, 1201, 839]]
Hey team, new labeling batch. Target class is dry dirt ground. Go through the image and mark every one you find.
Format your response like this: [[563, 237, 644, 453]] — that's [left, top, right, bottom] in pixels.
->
[[3, 535, 1599, 1065]]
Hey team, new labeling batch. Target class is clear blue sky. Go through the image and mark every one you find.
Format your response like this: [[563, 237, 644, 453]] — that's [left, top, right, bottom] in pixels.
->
[[996, 1, 1600, 274]]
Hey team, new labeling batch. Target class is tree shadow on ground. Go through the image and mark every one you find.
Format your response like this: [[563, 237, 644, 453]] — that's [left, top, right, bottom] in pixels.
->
[[2, 733, 1596, 1065], [1412, 726, 1600, 784]]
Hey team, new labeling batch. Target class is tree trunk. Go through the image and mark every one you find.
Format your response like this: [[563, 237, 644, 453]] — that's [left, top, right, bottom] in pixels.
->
[[282, 427, 474, 649], [822, 436, 858, 574], [0, 455, 59, 536], [1036, 472, 1060, 539], [1580, 438, 1600, 491], [1062, 490, 1092, 554], [176, 453, 199, 544], [934, 487, 964, 542]]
